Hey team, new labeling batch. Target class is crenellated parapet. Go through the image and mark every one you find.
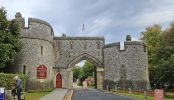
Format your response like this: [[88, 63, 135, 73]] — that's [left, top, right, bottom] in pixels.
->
[[104, 41, 145, 52], [15, 12, 54, 43]]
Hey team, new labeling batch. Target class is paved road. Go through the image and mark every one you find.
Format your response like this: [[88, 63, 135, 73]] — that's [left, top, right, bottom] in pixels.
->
[[72, 89, 135, 100], [39, 89, 68, 100]]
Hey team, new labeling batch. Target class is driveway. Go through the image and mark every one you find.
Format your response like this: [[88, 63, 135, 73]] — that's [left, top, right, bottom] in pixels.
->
[[39, 89, 68, 100], [72, 89, 135, 100]]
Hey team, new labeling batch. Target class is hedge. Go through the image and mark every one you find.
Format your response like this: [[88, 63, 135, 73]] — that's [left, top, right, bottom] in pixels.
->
[[0, 73, 27, 91], [103, 79, 148, 90]]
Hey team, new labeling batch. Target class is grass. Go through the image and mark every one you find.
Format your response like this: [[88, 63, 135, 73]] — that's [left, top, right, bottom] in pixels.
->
[[117, 92, 174, 100], [111, 89, 174, 100], [25, 91, 51, 100]]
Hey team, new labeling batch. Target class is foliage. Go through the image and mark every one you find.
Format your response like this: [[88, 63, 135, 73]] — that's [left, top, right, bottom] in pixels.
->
[[140, 24, 162, 65], [72, 67, 81, 81], [141, 23, 174, 89], [72, 61, 95, 85], [0, 7, 22, 68], [103, 79, 116, 90], [0, 73, 27, 91], [79, 61, 94, 85]]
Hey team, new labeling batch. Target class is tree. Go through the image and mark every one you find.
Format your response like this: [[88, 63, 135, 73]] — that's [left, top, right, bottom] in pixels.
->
[[140, 24, 162, 65], [141, 23, 174, 89], [162, 22, 174, 47], [0, 7, 22, 68], [72, 66, 81, 81], [82, 61, 94, 77]]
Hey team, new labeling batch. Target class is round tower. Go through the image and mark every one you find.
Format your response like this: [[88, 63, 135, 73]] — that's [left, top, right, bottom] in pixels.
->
[[13, 12, 55, 90]]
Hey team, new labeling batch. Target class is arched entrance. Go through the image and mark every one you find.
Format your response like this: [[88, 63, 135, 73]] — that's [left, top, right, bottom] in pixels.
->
[[56, 73, 62, 88], [67, 53, 104, 89]]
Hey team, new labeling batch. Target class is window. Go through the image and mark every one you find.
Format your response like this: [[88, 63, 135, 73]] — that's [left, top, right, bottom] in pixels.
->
[[23, 65, 26, 74], [143, 45, 146, 52], [41, 46, 43, 55]]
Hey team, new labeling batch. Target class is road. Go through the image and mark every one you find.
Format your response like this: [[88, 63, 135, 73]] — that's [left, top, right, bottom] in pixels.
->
[[72, 89, 135, 100]]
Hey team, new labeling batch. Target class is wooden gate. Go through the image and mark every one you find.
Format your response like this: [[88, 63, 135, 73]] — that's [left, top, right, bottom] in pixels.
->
[[56, 73, 62, 88]]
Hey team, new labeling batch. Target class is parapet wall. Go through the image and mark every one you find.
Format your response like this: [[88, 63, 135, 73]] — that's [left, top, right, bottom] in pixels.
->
[[15, 14, 54, 43], [104, 41, 145, 52]]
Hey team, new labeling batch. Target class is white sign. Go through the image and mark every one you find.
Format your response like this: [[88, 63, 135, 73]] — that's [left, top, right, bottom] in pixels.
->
[[0, 88, 4, 93]]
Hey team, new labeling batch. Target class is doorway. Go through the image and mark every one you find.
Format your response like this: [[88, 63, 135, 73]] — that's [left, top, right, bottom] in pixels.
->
[[56, 73, 62, 88]]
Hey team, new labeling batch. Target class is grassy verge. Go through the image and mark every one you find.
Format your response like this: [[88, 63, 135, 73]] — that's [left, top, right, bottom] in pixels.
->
[[113, 90, 174, 100], [26, 91, 51, 100]]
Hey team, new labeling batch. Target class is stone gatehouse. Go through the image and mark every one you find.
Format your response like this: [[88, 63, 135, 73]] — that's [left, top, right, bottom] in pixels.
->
[[8, 13, 150, 90]]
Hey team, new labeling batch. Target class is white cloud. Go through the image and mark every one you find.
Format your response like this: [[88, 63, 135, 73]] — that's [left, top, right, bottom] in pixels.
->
[[1, 0, 174, 43]]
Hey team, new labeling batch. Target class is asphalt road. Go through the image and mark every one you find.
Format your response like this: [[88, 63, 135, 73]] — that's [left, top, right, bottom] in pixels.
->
[[72, 89, 135, 100]]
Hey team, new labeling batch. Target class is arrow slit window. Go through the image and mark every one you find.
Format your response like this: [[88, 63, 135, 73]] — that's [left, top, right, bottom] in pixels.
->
[[41, 46, 43, 55]]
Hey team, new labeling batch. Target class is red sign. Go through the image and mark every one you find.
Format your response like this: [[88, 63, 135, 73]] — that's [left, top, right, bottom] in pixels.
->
[[154, 89, 164, 100], [37, 65, 47, 79]]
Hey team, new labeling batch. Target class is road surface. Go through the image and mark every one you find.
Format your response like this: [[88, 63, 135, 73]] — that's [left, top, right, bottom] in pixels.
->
[[72, 89, 135, 100]]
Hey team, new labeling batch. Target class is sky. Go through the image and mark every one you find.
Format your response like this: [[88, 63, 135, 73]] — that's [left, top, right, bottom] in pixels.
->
[[75, 60, 86, 67], [1, 0, 174, 44]]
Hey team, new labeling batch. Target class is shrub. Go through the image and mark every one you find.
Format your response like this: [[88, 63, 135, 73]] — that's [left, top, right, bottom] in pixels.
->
[[103, 79, 116, 90], [0, 73, 27, 91]]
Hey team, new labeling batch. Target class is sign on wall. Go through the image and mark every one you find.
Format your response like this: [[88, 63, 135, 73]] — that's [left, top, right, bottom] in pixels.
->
[[37, 65, 47, 79], [154, 89, 164, 100]]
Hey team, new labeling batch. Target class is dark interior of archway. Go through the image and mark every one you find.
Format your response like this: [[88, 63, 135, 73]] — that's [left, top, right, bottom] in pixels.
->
[[72, 60, 97, 89]]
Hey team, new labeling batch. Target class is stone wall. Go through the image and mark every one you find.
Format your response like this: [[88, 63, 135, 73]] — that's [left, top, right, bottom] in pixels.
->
[[10, 13, 55, 90], [104, 38, 150, 90], [53, 36, 104, 69]]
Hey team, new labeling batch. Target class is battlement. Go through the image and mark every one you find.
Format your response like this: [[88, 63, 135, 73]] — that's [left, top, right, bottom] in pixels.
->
[[28, 18, 52, 28], [15, 12, 54, 42], [15, 12, 53, 29], [104, 41, 144, 51], [54, 36, 104, 40], [103, 42, 120, 48]]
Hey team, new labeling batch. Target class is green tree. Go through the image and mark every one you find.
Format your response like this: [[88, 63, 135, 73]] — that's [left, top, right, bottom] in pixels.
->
[[140, 24, 162, 65], [76, 61, 95, 85], [141, 23, 174, 88], [0, 7, 22, 68], [82, 61, 94, 77], [72, 66, 81, 80], [162, 22, 174, 47]]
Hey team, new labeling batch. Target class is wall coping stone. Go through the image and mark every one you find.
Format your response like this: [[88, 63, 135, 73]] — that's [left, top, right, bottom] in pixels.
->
[[54, 36, 104, 40]]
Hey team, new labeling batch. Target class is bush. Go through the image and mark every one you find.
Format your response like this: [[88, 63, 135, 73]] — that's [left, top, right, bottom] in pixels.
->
[[103, 79, 116, 90], [0, 73, 27, 91], [103, 79, 148, 91]]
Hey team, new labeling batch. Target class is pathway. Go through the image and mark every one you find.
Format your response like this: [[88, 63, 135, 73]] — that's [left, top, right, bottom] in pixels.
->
[[39, 89, 68, 100], [72, 89, 135, 100]]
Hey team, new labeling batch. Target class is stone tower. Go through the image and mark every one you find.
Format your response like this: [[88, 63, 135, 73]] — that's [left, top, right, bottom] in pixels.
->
[[104, 35, 150, 90], [11, 13, 55, 90]]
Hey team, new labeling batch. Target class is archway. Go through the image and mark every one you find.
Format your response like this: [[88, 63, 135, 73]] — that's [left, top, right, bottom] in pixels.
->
[[56, 73, 62, 88], [67, 53, 104, 89], [72, 60, 97, 89]]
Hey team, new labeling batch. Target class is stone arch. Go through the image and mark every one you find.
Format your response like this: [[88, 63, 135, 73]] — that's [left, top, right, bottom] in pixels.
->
[[67, 53, 103, 68], [67, 53, 104, 89]]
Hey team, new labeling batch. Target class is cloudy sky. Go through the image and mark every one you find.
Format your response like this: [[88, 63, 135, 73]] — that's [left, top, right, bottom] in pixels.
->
[[1, 0, 174, 44]]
